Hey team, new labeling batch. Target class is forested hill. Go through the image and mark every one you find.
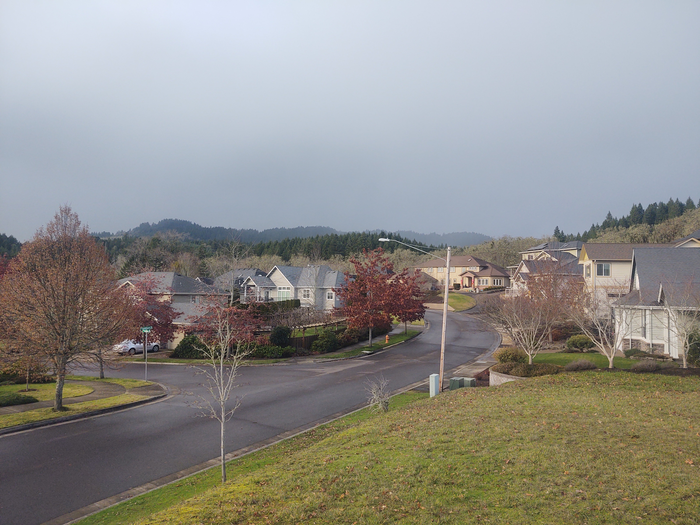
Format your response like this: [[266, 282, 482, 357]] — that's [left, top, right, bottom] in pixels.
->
[[95, 219, 490, 248]]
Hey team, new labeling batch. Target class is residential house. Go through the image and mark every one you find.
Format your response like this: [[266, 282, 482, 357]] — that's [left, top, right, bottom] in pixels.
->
[[519, 241, 583, 262], [118, 272, 226, 348], [579, 243, 672, 310], [509, 255, 582, 297], [614, 248, 700, 359], [416, 255, 509, 290], [214, 268, 266, 296], [241, 265, 346, 311], [673, 228, 700, 248]]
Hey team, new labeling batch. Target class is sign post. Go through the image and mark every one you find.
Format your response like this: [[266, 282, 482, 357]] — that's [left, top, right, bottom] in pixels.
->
[[141, 326, 152, 381]]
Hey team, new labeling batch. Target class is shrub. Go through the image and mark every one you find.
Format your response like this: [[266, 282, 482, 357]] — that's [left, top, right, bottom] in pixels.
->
[[339, 327, 361, 346], [269, 326, 292, 348], [171, 335, 207, 359], [688, 332, 700, 367], [491, 362, 560, 377], [631, 359, 661, 373], [566, 335, 595, 352], [0, 359, 54, 385], [250, 345, 295, 359], [564, 359, 598, 371], [493, 346, 528, 364], [624, 348, 648, 358], [0, 392, 39, 407], [311, 329, 339, 354]]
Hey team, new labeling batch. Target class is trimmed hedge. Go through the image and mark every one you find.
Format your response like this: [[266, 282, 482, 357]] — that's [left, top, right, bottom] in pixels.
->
[[566, 335, 595, 352], [493, 347, 528, 364], [564, 359, 598, 371], [491, 362, 561, 377], [170, 335, 208, 359]]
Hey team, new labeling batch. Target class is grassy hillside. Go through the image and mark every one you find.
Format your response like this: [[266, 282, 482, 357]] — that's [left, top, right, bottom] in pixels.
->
[[593, 207, 700, 244], [127, 372, 699, 525]]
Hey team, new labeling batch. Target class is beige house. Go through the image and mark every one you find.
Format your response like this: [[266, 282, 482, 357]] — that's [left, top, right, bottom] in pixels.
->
[[579, 243, 672, 310], [416, 255, 509, 291]]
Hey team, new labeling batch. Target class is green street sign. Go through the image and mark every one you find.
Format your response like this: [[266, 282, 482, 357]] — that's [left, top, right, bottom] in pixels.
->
[[141, 326, 153, 333]]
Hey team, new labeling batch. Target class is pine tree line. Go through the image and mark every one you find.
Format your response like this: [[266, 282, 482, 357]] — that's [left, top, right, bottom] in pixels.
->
[[553, 197, 699, 242]]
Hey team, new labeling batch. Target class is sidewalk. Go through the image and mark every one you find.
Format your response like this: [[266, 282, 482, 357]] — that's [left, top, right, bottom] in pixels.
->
[[0, 379, 125, 415], [0, 379, 168, 436]]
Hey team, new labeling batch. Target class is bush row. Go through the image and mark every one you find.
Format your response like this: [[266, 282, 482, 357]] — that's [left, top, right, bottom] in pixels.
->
[[491, 362, 561, 377]]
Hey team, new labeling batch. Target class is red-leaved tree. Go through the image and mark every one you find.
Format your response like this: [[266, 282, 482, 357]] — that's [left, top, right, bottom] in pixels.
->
[[392, 268, 426, 333], [336, 248, 402, 346]]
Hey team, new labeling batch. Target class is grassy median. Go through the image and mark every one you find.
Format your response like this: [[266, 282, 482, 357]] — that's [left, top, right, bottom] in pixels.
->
[[82, 371, 699, 524]]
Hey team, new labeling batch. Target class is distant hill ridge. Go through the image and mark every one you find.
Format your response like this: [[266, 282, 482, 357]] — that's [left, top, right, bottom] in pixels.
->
[[94, 219, 491, 248]]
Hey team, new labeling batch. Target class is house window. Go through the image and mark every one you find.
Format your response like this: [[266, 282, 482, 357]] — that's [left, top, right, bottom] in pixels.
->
[[450, 267, 456, 273], [437, 267, 444, 273], [190, 296, 200, 304], [585, 265, 591, 278], [478, 278, 488, 286], [278, 286, 291, 300], [302, 289, 311, 300], [493, 278, 503, 286], [596, 263, 611, 277], [327, 291, 334, 300]]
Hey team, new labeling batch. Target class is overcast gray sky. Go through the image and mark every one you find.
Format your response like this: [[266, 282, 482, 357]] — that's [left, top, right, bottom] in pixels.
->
[[1, 1, 699, 242]]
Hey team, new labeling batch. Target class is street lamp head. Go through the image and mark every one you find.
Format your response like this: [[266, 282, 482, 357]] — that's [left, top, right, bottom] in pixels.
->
[[378, 238, 391, 242]]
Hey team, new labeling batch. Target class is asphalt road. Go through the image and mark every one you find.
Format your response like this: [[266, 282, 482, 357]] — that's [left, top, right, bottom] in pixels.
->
[[0, 310, 498, 525]]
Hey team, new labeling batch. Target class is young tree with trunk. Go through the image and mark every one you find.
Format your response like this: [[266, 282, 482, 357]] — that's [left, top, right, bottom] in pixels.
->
[[661, 283, 700, 369], [565, 283, 631, 369], [391, 268, 426, 333], [482, 263, 577, 364], [191, 299, 260, 483], [336, 248, 395, 346], [0, 207, 135, 410]]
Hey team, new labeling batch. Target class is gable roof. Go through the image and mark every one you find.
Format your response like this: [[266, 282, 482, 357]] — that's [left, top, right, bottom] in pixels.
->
[[267, 265, 346, 289], [674, 229, 700, 247], [119, 272, 220, 295], [580, 243, 673, 262], [214, 268, 265, 290], [522, 241, 583, 253], [616, 247, 700, 308], [416, 255, 488, 269]]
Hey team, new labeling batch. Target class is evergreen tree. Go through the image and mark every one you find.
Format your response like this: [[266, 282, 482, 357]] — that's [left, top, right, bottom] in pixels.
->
[[685, 197, 696, 212], [643, 203, 657, 225], [655, 201, 668, 223], [629, 203, 644, 225]]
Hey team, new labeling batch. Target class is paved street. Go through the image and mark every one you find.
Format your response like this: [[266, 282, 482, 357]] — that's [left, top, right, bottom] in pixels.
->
[[0, 310, 498, 525]]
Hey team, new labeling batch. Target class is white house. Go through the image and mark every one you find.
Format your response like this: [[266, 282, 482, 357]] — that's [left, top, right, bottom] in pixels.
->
[[240, 265, 345, 311], [614, 247, 700, 359]]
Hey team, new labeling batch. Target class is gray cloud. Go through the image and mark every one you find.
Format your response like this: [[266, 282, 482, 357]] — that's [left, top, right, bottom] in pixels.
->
[[1, 1, 699, 241]]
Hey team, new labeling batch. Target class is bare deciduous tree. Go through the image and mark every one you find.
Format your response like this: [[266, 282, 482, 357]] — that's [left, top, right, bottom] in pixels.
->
[[0, 207, 135, 409], [191, 299, 260, 483]]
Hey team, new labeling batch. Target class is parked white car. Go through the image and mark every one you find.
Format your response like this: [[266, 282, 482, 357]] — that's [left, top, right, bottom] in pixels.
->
[[113, 339, 160, 355]]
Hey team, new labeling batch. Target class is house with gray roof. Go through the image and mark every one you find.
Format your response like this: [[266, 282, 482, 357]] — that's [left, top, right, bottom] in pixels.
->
[[118, 271, 227, 348], [241, 265, 346, 311], [614, 248, 700, 359], [520, 241, 583, 261]]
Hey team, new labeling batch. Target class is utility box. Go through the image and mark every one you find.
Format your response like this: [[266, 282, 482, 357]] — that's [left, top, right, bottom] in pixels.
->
[[463, 377, 476, 387], [449, 377, 464, 390], [429, 373, 439, 397]]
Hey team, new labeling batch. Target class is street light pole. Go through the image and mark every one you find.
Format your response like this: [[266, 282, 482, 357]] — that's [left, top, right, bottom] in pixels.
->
[[378, 238, 451, 392]]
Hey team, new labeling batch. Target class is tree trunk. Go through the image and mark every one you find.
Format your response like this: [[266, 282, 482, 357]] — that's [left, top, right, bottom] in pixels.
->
[[98, 349, 105, 379], [608, 354, 614, 369], [369, 326, 373, 347], [528, 354, 533, 365], [54, 358, 67, 411], [220, 400, 226, 484]]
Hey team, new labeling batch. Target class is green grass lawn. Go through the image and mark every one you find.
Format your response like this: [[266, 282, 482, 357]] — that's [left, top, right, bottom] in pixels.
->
[[81, 372, 700, 525], [316, 330, 421, 359], [0, 382, 93, 403], [534, 352, 639, 369], [437, 292, 476, 311], [0, 376, 154, 429]]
